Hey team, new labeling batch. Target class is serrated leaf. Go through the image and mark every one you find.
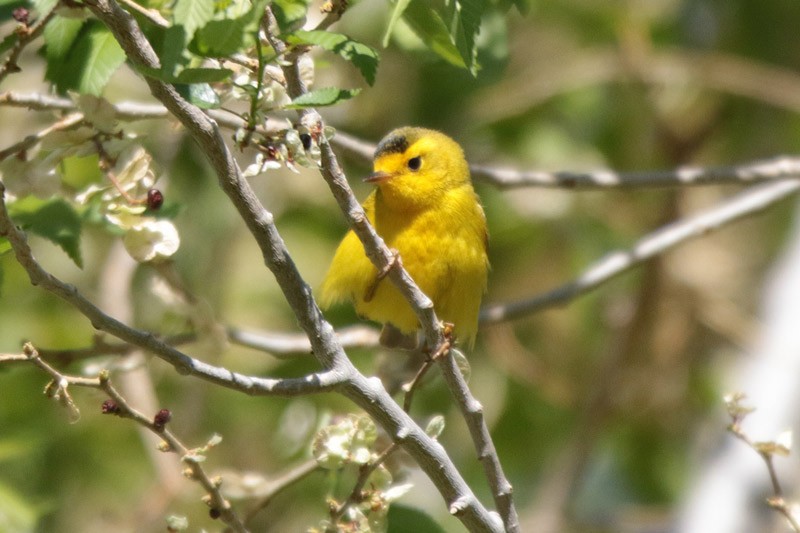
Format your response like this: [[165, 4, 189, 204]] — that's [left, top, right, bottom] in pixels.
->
[[402, 0, 466, 70], [287, 87, 360, 108], [9, 197, 83, 268], [289, 30, 378, 85], [383, 0, 412, 47], [192, 0, 269, 56], [73, 24, 126, 95], [449, 0, 483, 74], [43, 15, 84, 60], [48, 21, 126, 95], [172, 0, 214, 40]]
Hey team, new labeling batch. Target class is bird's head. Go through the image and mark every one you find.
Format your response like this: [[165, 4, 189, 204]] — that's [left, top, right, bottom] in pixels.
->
[[366, 127, 470, 211]]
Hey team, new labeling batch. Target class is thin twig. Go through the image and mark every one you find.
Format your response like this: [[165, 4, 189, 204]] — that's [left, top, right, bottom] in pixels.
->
[[437, 348, 519, 532], [0, 113, 85, 162], [0, 7, 56, 85], [3, 343, 249, 532], [481, 180, 800, 324], [726, 395, 800, 532], [244, 459, 320, 524], [330, 443, 399, 525]]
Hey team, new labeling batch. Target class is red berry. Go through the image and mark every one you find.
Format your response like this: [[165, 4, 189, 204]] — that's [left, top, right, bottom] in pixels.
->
[[12, 8, 29, 24], [153, 408, 172, 431], [101, 399, 120, 414], [147, 188, 164, 210]]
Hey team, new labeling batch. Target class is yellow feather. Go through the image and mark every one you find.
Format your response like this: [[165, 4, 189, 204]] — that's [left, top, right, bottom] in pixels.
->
[[320, 127, 488, 346]]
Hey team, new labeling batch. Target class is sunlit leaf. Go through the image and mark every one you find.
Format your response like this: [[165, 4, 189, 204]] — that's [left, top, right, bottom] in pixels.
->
[[43, 15, 84, 60], [383, 0, 412, 47], [47, 21, 126, 95], [192, 0, 269, 56], [402, 1, 466, 70], [172, 0, 213, 40], [288, 30, 379, 85]]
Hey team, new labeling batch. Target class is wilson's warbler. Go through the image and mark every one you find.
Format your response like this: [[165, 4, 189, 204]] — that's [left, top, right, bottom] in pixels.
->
[[320, 127, 489, 346]]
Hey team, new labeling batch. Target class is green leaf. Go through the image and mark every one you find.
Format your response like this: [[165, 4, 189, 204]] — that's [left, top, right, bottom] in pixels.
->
[[9, 197, 83, 268], [383, 0, 412, 47], [288, 30, 379, 85], [47, 21, 126, 95], [176, 83, 220, 109], [0, 237, 10, 255], [192, 0, 269, 57], [171, 67, 232, 83], [286, 87, 361, 108], [402, 1, 466, 70], [172, 0, 214, 40], [450, 0, 484, 74], [271, 0, 310, 33], [43, 15, 85, 61], [160, 24, 188, 77]]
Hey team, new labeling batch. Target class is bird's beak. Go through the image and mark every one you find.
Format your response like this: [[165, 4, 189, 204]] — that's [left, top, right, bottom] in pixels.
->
[[364, 171, 392, 184]]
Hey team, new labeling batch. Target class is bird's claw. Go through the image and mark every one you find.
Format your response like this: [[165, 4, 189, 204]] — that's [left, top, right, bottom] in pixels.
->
[[364, 249, 402, 302]]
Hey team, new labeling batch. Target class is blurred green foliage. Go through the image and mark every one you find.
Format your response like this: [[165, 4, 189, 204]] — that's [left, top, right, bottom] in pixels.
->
[[2, 0, 800, 531]]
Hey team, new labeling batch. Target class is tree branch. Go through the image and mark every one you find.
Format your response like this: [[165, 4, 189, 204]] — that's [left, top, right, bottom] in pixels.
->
[[0, 183, 345, 396], [470, 157, 800, 190], [80, 2, 501, 530], [481, 180, 800, 323]]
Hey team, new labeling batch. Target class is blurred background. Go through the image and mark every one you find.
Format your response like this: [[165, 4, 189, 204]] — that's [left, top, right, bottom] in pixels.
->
[[3, 0, 800, 531]]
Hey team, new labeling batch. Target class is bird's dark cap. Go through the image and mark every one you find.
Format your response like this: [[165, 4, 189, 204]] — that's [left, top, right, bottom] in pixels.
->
[[374, 132, 409, 160]]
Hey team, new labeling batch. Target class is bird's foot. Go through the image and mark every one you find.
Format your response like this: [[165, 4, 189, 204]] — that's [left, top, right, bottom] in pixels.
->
[[364, 248, 402, 302]]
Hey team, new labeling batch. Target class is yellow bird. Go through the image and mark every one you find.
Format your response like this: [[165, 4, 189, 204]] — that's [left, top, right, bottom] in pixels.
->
[[319, 127, 488, 347]]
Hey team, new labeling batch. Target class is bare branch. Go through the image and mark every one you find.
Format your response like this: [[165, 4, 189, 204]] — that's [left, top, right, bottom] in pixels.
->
[[481, 180, 800, 323], [228, 325, 380, 358], [470, 157, 800, 190], [7, 91, 800, 191], [437, 347, 519, 531]]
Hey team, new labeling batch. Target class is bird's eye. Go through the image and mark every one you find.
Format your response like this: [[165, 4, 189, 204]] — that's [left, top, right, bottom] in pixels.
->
[[407, 156, 421, 171]]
